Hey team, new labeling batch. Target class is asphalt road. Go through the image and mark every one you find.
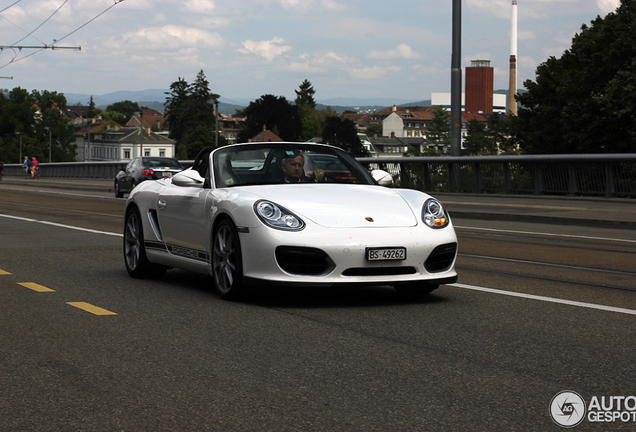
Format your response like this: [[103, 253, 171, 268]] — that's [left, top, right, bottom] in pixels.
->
[[1, 181, 635, 431]]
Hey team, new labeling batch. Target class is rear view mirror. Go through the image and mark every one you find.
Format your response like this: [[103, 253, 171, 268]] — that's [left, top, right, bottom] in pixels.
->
[[171, 169, 204, 188], [371, 169, 393, 186]]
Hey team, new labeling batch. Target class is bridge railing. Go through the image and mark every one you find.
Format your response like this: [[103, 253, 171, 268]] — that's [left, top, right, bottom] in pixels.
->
[[3, 154, 636, 197], [357, 154, 636, 198]]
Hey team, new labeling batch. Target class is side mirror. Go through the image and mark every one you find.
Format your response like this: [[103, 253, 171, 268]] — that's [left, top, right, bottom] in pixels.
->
[[171, 169, 204, 188], [371, 169, 393, 187]]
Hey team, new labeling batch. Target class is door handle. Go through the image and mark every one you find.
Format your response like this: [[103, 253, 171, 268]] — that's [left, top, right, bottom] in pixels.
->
[[158, 199, 167, 210]]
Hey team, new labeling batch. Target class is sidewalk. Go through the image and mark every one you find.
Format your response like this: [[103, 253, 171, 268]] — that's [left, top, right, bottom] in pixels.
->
[[0, 176, 114, 193], [2, 176, 636, 230]]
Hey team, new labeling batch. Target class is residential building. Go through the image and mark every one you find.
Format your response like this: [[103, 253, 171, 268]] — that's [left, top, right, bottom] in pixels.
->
[[369, 137, 431, 156], [380, 105, 487, 152], [76, 125, 176, 161], [218, 114, 246, 144], [127, 108, 170, 132], [249, 126, 283, 143]]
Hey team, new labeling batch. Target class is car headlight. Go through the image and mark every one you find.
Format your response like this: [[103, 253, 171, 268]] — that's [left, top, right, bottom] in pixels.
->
[[254, 200, 305, 231], [422, 198, 449, 228]]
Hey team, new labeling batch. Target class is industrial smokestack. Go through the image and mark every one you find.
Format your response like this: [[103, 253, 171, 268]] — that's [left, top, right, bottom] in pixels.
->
[[508, 0, 518, 115]]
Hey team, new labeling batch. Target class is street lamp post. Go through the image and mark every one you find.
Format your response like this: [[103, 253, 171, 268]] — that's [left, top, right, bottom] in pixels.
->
[[15, 132, 22, 162], [44, 127, 52, 163], [208, 99, 219, 147], [134, 111, 143, 158]]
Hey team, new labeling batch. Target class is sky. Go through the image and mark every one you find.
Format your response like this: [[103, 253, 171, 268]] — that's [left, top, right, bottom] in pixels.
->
[[0, 0, 622, 105]]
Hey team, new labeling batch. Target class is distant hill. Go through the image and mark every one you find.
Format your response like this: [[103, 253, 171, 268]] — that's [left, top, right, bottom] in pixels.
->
[[61, 89, 468, 115]]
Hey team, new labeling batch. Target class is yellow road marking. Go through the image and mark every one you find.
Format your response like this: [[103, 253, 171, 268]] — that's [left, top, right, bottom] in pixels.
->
[[67, 302, 117, 316], [0, 270, 11, 275], [18, 282, 55, 292]]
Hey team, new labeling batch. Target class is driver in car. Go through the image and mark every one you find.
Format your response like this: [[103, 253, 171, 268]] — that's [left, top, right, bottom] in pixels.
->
[[281, 153, 325, 183]]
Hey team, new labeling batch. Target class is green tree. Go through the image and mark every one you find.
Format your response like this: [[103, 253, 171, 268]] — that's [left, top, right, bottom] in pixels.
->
[[36, 90, 76, 162], [365, 123, 382, 137], [0, 87, 75, 163], [86, 96, 99, 118], [238, 94, 301, 142], [464, 114, 515, 155], [295, 80, 321, 141], [294, 79, 316, 108], [105, 100, 140, 125], [181, 70, 220, 157], [426, 107, 450, 150], [322, 116, 369, 157], [165, 71, 220, 158], [516, 0, 636, 154], [463, 119, 492, 155], [0, 87, 37, 163]]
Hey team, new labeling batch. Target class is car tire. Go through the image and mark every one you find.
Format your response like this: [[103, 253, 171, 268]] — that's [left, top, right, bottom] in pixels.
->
[[394, 282, 439, 296], [212, 219, 245, 301], [123, 207, 166, 278], [115, 181, 123, 198]]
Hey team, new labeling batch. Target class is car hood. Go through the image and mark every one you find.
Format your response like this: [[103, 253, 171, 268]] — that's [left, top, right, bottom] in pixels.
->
[[242, 184, 419, 228]]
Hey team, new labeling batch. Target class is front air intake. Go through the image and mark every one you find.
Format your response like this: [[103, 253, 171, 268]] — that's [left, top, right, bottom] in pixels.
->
[[424, 242, 457, 273], [275, 246, 335, 276]]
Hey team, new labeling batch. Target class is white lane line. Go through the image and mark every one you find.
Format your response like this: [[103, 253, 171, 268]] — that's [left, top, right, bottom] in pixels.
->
[[451, 283, 636, 316], [0, 213, 122, 237], [454, 225, 636, 244]]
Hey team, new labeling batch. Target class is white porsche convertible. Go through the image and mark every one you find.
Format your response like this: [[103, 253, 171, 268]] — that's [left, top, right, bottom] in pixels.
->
[[123, 142, 458, 300]]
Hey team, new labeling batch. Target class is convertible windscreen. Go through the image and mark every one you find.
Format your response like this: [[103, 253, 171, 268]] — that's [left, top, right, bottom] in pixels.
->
[[212, 144, 375, 188]]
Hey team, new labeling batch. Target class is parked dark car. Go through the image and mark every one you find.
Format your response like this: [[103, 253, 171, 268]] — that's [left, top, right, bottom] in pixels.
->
[[114, 157, 183, 198]]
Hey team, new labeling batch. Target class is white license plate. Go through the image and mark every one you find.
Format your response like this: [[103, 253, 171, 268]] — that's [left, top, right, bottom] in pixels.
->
[[160, 172, 173, 178], [366, 247, 407, 261]]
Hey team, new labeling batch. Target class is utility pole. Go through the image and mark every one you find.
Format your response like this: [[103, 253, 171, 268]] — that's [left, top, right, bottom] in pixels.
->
[[15, 132, 22, 163], [449, 0, 462, 192], [208, 98, 219, 147], [0, 45, 80, 51], [44, 127, 52, 163], [450, 0, 462, 157]]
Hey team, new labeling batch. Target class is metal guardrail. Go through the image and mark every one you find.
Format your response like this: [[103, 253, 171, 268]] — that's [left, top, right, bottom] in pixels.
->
[[1, 161, 194, 179], [3, 154, 636, 197], [358, 154, 636, 198]]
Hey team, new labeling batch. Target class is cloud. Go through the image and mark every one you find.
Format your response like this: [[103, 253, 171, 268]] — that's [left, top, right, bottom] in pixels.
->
[[350, 66, 388, 80], [181, 0, 216, 14], [597, 0, 620, 14], [518, 30, 536, 41], [112, 25, 224, 51], [285, 61, 314, 73], [278, 0, 345, 13], [238, 37, 292, 62], [368, 44, 422, 60], [312, 51, 348, 66]]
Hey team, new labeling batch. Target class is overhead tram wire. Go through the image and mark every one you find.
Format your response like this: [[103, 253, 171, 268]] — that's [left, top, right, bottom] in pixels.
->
[[0, 0, 68, 64], [10, 0, 69, 47], [0, 0, 24, 14], [0, 0, 126, 70]]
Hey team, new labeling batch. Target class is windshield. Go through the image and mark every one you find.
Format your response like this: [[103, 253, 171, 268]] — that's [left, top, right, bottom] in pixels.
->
[[142, 157, 182, 168], [212, 144, 375, 188]]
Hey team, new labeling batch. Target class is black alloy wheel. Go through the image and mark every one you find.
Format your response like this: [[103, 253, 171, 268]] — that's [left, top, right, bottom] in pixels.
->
[[212, 219, 245, 300], [123, 207, 166, 278]]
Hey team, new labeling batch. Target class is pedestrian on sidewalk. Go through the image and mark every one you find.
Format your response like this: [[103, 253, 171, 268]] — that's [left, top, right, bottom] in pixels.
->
[[31, 157, 39, 178], [23, 156, 31, 179]]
